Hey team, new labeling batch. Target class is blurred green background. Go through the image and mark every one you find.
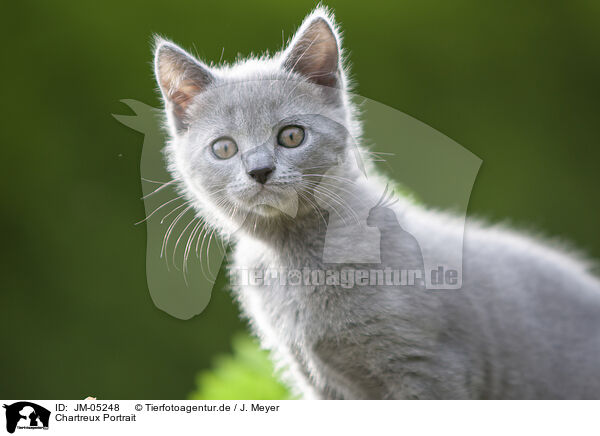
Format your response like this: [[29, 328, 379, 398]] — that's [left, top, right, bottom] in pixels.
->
[[1, 0, 599, 399]]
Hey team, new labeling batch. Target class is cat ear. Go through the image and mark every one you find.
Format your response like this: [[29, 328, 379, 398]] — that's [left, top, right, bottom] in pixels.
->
[[154, 38, 214, 125], [282, 11, 341, 88]]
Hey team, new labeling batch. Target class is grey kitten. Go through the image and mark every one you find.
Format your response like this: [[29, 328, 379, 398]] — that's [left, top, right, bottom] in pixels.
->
[[154, 7, 600, 399]]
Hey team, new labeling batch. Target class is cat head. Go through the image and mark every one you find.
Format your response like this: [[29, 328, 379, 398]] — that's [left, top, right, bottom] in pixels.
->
[[154, 7, 361, 236]]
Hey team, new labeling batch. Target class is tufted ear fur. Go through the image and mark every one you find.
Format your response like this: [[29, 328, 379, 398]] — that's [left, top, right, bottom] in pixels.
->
[[154, 38, 214, 129], [282, 11, 341, 88]]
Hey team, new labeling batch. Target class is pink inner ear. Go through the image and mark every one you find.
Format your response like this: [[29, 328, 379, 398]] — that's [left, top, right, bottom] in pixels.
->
[[158, 60, 204, 115], [285, 18, 340, 88], [156, 45, 212, 116], [167, 80, 203, 116]]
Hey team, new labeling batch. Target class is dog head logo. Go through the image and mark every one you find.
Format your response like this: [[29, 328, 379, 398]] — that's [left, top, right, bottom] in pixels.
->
[[3, 402, 50, 434]]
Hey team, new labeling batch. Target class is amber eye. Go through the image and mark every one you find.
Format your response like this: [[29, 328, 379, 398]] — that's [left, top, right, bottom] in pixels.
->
[[211, 138, 238, 159], [277, 126, 305, 148]]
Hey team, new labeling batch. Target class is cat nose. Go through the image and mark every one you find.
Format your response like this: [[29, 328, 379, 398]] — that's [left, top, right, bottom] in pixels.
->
[[248, 166, 275, 184]]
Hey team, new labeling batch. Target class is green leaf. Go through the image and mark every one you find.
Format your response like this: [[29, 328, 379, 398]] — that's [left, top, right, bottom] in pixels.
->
[[189, 333, 293, 400]]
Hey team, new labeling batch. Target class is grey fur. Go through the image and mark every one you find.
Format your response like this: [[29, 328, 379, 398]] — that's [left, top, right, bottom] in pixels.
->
[[154, 7, 600, 399]]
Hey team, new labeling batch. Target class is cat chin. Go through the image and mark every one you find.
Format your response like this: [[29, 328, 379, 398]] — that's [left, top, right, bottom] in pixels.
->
[[245, 197, 299, 218], [250, 204, 286, 217], [234, 185, 300, 219]]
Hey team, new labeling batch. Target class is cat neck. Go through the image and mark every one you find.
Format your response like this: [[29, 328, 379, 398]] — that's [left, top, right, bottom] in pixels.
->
[[232, 178, 378, 263], [234, 206, 329, 261]]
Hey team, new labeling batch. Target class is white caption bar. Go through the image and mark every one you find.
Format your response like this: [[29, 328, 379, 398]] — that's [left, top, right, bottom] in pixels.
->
[[1, 400, 595, 436]]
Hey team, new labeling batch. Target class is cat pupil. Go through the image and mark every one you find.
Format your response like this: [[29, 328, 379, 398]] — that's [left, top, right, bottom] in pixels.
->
[[278, 126, 304, 147]]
